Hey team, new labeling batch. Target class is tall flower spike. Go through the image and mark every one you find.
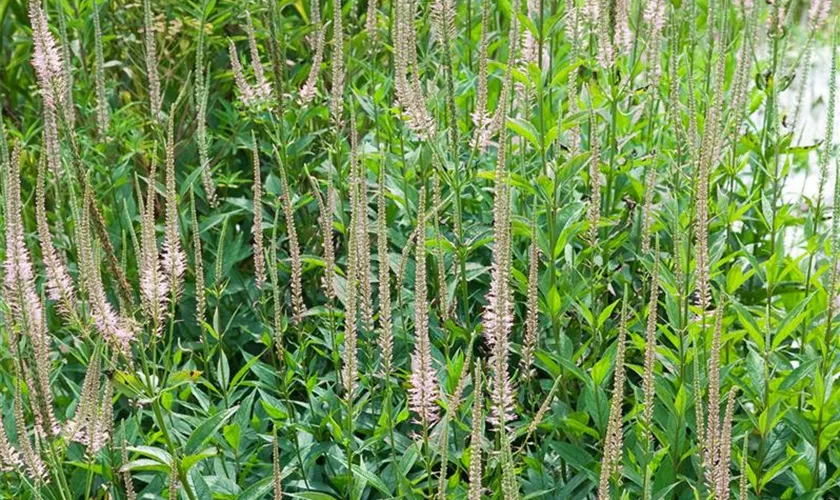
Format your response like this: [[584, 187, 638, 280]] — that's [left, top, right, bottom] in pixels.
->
[[35, 154, 78, 324], [641, 252, 660, 446], [703, 304, 725, 490], [195, 7, 207, 100], [730, 3, 758, 142], [38, 318, 60, 436], [693, 337, 706, 471], [168, 457, 180, 500], [613, 0, 632, 56], [598, 294, 628, 500], [143, 0, 161, 119], [431, 0, 456, 49], [0, 363, 19, 471], [588, 106, 602, 249], [716, 387, 738, 500], [436, 413, 451, 500], [269, 229, 284, 354], [122, 439, 137, 500], [92, 0, 109, 137], [351, 116, 373, 333], [393, 0, 436, 138], [29, 0, 64, 178], [244, 11, 269, 96], [0, 107, 9, 169], [66, 350, 101, 446], [499, 427, 520, 499], [251, 131, 266, 288], [190, 189, 206, 328], [299, 0, 325, 104], [809, 0, 831, 31], [276, 147, 304, 323], [564, 0, 582, 157], [4, 146, 58, 437], [4, 145, 36, 345], [739, 438, 748, 500], [55, 0, 75, 126], [330, 0, 345, 125], [80, 185, 136, 354], [666, 20, 682, 137], [319, 172, 337, 300], [694, 37, 727, 315], [816, 16, 837, 227], [162, 109, 186, 304], [593, 0, 615, 68], [643, 0, 666, 82], [471, 0, 491, 151], [488, 0, 521, 140], [195, 19, 217, 207], [365, 0, 378, 43], [520, 220, 540, 380], [230, 41, 253, 105], [264, 1, 285, 105], [342, 132, 363, 396], [195, 84, 217, 206], [139, 155, 168, 333], [519, 0, 547, 74], [89, 379, 113, 456], [377, 166, 393, 377], [229, 14, 273, 109], [468, 362, 484, 500], [0, 416, 20, 472], [273, 432, 283, 500], [832, 89, 840, 265], [483, 26, 517, 429], [640, 152, 658, 255], [432, 174, 449, 322], [672, 217, 686, 321], [358, 190, 374, 331], [408, 188, 440, 427], [14, 382, 47, 483], [21, 364, 46, 438], [483, 197, 516, 427], [526, 374, 562, 437], [685, 66, 700, 168], [448, 346, 474, 414], [215, 218, 228, 286], [29, 0, 64, 103]]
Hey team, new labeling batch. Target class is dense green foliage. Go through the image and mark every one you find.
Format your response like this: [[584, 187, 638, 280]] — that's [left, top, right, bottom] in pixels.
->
[[0, 0, 838, 498]]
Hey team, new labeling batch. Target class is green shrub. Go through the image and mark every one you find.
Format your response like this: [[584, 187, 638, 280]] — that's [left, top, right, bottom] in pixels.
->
[[0, 0, 836, 498]]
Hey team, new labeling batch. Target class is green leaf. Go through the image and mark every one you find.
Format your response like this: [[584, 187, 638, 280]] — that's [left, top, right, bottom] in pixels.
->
[[822, 421, 840, 443], [223, 423, 242, 451], [291, 492, 340, 500], [351, 463, 391, 496], [552, 442, 594, 469], [185, 406, 239, 455], [181, 448, 218, 472], [128, 445, 172, 465], [191, 469, 213, 499], [507, 118, 540, 150], [218, 349, 231, 390], [780, 358, 819, 391], [597, 299, 620, 329], [121, 459, 169, 473], [239, 466, 295, 500], [771, 296, 812, 350], [733, 302, 764, 351], [166, 370, 202, 392], [230, 351, 262, 389]]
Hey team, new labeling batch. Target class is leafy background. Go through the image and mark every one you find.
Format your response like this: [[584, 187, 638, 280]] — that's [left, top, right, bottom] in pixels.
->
[[0, 0, 838, 498]]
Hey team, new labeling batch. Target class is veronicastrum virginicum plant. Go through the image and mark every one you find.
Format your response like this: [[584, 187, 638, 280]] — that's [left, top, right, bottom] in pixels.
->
[[0, 0, 837, 498]]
